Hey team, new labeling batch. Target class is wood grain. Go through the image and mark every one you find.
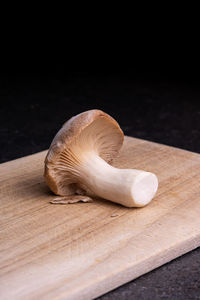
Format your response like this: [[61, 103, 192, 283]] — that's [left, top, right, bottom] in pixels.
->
[[0, 136, 200, 300]]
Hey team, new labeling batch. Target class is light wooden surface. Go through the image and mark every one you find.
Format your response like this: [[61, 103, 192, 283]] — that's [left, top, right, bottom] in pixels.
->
[[0, 136, 200, 300]]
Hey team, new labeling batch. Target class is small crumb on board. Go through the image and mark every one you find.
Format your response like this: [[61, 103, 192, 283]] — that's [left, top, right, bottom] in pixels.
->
[[110, 213, 118, 217]]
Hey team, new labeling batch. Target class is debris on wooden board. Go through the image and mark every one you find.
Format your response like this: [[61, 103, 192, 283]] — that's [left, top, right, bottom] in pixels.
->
[[50, 195, 93, 204], [110, 213, 119, 217]]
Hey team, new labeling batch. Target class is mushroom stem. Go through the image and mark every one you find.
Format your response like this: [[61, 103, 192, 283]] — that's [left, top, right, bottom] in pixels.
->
[[80, 152, 158, 207]]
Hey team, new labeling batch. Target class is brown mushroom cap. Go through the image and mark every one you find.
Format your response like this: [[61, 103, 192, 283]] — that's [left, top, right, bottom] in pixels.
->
[[44, 109, 124, 196]]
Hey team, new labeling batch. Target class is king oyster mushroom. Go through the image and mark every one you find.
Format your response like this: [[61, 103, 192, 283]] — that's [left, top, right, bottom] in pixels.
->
[[44, 109, 158, 207]]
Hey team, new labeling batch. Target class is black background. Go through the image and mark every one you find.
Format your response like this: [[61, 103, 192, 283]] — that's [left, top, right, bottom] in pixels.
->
[[1, 59, 200, 299]]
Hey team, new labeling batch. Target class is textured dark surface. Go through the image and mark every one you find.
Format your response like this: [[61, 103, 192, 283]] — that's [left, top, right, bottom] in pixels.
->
[[0, 72, 200, 299]]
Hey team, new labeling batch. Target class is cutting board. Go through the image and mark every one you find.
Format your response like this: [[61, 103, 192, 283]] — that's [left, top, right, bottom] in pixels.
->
[[1, 136, 200, 300]]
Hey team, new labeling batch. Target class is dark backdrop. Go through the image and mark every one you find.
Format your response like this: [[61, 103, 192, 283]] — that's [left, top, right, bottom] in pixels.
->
[[0, 65, 200, 299]]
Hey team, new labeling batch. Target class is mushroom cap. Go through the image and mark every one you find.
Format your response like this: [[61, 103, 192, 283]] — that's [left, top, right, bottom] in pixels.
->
[[44, 109, 124, 195]]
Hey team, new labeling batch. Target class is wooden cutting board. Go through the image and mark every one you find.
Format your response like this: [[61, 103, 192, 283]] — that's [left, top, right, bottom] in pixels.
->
[[0, 136, 200, 300]]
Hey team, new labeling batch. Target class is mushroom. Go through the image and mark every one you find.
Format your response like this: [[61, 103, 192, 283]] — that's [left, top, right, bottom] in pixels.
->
[[44, 110, 158, 207]]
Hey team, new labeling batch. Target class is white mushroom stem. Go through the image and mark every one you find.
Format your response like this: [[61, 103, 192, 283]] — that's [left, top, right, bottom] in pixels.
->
[[80, 152, 158, 207]]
